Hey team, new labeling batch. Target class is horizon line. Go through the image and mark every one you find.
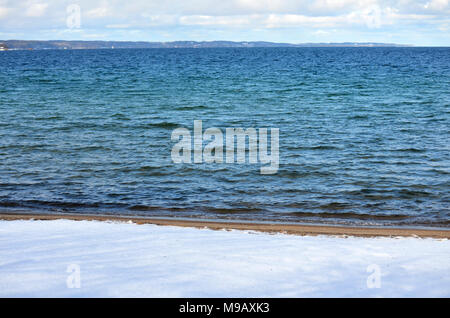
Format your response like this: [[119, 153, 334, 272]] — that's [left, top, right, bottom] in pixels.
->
[[1, 39, 414, 45]]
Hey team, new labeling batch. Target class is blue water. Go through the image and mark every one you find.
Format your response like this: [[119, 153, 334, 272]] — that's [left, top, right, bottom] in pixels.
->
[[0, 47, 449, 226]]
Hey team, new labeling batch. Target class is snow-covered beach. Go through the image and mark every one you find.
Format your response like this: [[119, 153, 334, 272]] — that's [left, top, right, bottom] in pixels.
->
[[0, 219, 449, 297]]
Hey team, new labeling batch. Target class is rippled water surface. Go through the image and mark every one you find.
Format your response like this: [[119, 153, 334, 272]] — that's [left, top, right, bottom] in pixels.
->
[[0, 48, 449, 226]]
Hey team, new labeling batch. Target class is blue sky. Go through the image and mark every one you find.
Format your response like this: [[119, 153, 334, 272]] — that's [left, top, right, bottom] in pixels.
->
[[0, 0, 449, 46]]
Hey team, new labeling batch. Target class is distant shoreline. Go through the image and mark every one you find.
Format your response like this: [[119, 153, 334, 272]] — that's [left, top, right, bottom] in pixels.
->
[[0, 40, 414, 50], [1, 212, 449, 239]]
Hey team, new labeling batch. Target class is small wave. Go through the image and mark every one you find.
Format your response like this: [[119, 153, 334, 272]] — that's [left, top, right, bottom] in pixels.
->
[[0, 199, 126, 211], [299, 145, 340, 150], [392, 148, 426, 153], [0, 144, 49, 150], [318, 202, 352, 210], [327, 92, 351, 97], [341, 188, 434, 200], [427, 169, 449, 175], [287, 211, 410, 221], [34, 115, 64, 121], [73, 145, 112, 151], [398, 189, 433, 198], [137, 165, 163, 171], [202, 207, 265, 214], [129, 205, 162, 211], [276, 169, 334, 178], [174, 105, 208, 111], [146, 122, 180, 129], [111, 113, 130, 120], [348, 115, 369, 120], [129, 205, 186, 212]]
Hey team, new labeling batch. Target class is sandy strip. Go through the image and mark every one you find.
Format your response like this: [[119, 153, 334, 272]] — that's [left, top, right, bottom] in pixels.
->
[[0, 212, 449, 238]]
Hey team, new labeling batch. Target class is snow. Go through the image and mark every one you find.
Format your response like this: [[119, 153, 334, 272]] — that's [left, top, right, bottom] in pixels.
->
[[0, 219, 449, 297]]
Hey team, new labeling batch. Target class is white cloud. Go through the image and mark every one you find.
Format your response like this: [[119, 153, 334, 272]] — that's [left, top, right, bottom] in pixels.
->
[[179, 15, 254, 26], [141, 14, 179, 26], [424, 0, 449, 10], [106, 24, 131, 29], [264, 14, 344, 28], [86, 1, 110, 18], [313, 29, 333, 35], [0, 6, 9, 18], [24, 2, 48, 17]]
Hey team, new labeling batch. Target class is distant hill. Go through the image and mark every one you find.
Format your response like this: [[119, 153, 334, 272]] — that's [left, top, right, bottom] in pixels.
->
[[0, 40, 412, 50]]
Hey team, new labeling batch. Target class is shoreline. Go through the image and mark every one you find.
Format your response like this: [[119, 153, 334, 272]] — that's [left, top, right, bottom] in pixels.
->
[[1, 212, 449, 239]]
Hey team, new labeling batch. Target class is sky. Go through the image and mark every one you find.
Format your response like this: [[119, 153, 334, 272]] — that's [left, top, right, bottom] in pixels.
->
[[0, 0, 449, 46]]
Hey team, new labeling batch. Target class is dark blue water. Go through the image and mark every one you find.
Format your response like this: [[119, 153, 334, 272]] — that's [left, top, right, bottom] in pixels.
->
[[0, 47, 449, 226]]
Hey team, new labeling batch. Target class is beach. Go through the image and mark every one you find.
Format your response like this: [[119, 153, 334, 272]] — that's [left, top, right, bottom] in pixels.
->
[[0, 213, 449, 239]]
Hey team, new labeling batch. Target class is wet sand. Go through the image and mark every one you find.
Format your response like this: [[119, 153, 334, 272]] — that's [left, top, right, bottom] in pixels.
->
[[0, 212, 449, 238]]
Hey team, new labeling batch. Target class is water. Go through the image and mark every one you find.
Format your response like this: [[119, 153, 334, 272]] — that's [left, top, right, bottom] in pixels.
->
[[0, 47, 449, 227]]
